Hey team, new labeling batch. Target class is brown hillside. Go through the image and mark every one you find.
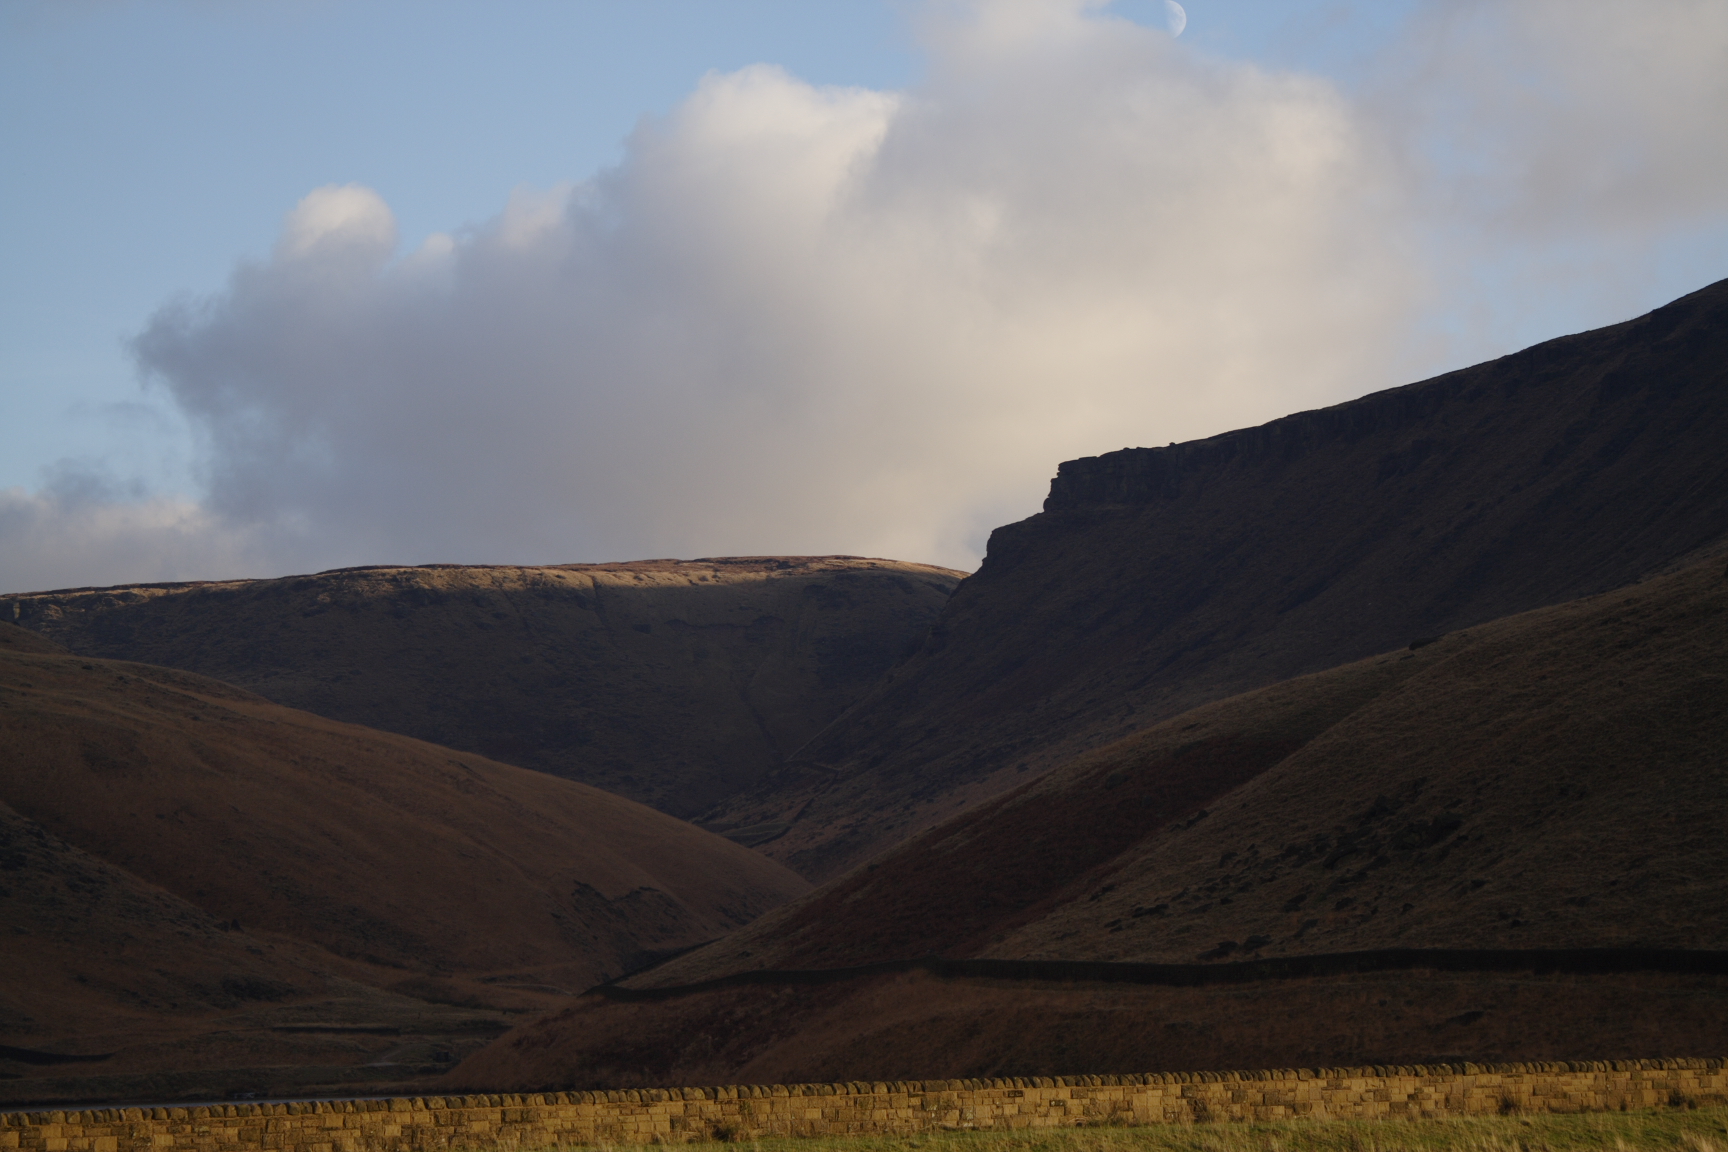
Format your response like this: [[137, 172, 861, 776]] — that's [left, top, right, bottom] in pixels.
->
[[450, 969, 1728, 1091], [2, 557, 963, 820], [0, 624, 808, 979], [0, 622, 810, 1101], [0, 795, 521, 1106], [0, 792, 337, 1046], [452, 556, 1728, 1089], [708, 278, 1728, 879]]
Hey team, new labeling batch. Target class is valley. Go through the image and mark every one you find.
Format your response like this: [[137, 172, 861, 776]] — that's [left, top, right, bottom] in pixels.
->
[[3, 557, 963, 821], [450, 553, 1728, 1089]]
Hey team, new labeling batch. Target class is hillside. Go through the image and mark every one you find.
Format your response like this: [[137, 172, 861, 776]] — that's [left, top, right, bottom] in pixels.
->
[[0, 789, 523, 1107], [1, 557, 964, 821], [452, 555, 1728, 1089], [0, 622, 809, 1103], [705, 278, 1728, 879]]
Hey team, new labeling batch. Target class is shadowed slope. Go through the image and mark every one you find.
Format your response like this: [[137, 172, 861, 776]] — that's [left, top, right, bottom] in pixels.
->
[[0, 794, 516, 1105], [0, 791, 336, 1049], [453, 557, 1728, 1089], [0, 619, 813, 1102], [709, 278, 1728, 879], [3, 557, 963, 820], [0, 622, 809, 982], [637, 558, 1728, 984], [450, 968, 1728, 1091], [991, 561, 1728, 966]]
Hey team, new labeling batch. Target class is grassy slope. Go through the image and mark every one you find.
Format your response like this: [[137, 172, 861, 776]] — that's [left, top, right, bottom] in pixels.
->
[[998, 555, 1728, 964], [0, 621, 811, 1101], [452, 557, 1728, 1089], [0, 621, 810, 980], [638, 556, 1728, 982], [0, 802, 522, 1106], [3, 557, 964, 820]]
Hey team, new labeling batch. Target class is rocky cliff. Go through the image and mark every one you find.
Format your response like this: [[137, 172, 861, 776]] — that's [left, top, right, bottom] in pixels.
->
[[706, 276, 1728, 880]]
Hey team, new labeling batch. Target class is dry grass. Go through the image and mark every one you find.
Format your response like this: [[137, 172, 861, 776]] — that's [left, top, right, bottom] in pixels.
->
[[544, 1108, 1728, 1152]]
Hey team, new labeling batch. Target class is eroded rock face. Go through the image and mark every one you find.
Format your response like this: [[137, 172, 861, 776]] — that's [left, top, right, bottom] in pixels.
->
[[2, 557, 964, 819], [709, 276, 1728, 881]]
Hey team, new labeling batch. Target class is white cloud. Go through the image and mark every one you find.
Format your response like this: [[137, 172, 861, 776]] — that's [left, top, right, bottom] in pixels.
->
[[1390, 0, 1728, 235], [120, 8, 1421, 577], [0, 484, 269, 595], [1372, 0, 1728, 346], [3, 0, 1725, 592], [275, 184, 398, 263]]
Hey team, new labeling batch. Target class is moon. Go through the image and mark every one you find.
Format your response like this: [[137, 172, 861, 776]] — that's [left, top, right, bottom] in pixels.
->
[[1164, 0, 1187, 36]]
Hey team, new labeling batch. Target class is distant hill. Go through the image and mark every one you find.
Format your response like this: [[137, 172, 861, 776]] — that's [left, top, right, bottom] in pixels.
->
[[2, 557, 963, 821], [705, 277, 1728, 880], [0, 622, 809, 1103], [451, 554, 1728, 1089]]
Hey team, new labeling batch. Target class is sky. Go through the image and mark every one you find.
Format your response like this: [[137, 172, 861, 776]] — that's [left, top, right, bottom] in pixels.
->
[[2, 0, 1726, 592]]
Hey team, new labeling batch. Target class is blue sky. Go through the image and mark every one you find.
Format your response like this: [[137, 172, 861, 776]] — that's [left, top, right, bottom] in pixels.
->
[[2, 1, 1725, 589], [2, 1, 925, 494], [2, 0, 1424, 497]]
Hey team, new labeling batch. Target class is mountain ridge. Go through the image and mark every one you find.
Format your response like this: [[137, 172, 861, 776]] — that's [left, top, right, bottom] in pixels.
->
[[706, 276, 1728, 880], [3, 557, 964, 821]]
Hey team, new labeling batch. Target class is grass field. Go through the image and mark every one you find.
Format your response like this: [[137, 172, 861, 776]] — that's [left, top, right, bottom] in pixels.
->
[[551, 1109, 1728, 1152]]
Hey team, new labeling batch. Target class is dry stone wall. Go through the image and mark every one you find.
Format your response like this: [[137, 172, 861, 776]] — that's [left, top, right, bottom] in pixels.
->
[[4, 1058, 1724, 1151]]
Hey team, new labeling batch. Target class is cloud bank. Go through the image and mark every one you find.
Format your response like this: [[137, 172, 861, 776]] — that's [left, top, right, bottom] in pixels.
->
[[6, 0, 1727, 591], [0, 485, 262, 596]]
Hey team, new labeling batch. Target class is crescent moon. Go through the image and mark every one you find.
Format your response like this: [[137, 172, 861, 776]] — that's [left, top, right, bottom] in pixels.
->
[[1164, 0, 1187, 36]]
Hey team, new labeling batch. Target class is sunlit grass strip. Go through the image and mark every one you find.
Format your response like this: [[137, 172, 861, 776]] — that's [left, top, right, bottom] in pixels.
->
[[569, 1107, 1728, 1151]]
